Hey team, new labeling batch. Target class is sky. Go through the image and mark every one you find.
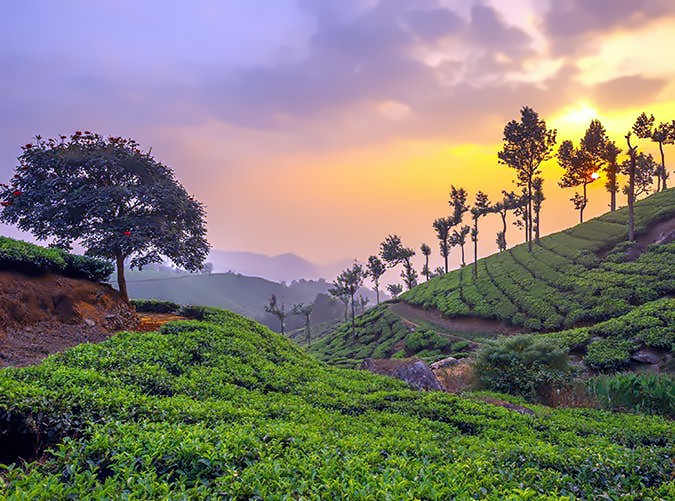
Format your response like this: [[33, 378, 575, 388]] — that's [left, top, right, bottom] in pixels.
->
[[1, 0, 675, 272]]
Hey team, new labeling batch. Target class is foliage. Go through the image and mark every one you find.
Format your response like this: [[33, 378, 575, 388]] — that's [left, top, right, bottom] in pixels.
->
[[131, 298, 181, 314], [366, 255, 386, 304], [588, 372, 674, 417], [380, 234, 417, 289], [264, 294, 290, 335], [0, 132, 209, 301], [474, 335, 572, 400], [0, 236, 112, 281], [0, 309, 672, 498]]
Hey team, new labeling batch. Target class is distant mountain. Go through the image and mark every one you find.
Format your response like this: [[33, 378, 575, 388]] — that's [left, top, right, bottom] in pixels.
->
[[206, 250, 351, 283]]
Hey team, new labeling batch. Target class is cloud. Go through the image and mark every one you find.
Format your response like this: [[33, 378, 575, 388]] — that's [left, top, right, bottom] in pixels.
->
[[591, 75, 669, 110]]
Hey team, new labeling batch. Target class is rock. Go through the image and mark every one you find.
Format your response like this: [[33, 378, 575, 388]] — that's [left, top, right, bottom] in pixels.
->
[[84, 319, 96, 328], [631, 350, 660, 364], [362, 358, 443, 391], [430, 357, 459, 370]]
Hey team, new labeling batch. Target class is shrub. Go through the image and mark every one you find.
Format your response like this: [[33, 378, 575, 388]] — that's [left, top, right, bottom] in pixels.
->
[[60, 252, 114, 282], [585, 338, 637, 371], [588, 373, 674, 417], [473, 335, 572, 401], [0, 236, 65, 274], [132, 299, 181, 314]]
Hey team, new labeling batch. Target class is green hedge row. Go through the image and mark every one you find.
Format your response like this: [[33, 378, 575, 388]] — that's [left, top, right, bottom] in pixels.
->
[[0, 236, 113, 282]]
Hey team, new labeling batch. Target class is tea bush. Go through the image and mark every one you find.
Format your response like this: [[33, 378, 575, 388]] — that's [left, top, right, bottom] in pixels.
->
[[0, 309, 672, 498]]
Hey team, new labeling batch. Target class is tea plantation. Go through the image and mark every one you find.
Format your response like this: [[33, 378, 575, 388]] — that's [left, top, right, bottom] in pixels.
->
[[311, 189, 675, 369], [0, 307, 673, 498]]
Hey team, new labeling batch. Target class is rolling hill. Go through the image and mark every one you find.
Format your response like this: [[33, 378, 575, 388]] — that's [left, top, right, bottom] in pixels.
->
[[0, 307, 671, 498], [310, 188, 675, 370]]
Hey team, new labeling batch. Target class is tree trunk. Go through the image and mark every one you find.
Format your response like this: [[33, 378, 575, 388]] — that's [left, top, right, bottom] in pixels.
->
[[534, 208, 540, 242], [350, 293, 356, 336], [443, 245, 449, 273], [610, 170, 616, 212], [375, 284, 380, 305], [305, 314, 311, 346], [424, 255, 429, 281], [460, 244, 465, 266], [527, 179, 533, 252], [501, 212, 507, 249], [659, 141, 667, 191], [580, 182, 587, 224], [472, 221, 478, 279], [626, 135, 636, 241], [115, 254, 129, 303]]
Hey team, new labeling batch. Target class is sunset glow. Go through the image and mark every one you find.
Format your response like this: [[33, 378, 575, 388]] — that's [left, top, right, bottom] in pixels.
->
[[1, 0, 674, 272]]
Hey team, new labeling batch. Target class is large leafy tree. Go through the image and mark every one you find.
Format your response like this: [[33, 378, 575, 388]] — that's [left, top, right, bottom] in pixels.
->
[[380, 234, 417, 290], [632, 112, 672, 191], [498, 106, 557, 251], [366, 255, 386, 304], [0, 132, 209, 302], [558, 120, 608, 223]]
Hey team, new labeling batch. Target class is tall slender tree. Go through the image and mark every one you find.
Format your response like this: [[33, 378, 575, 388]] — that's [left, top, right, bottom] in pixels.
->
[[420, 243, 431, 281], [532, 177, 545, 242], [621, 152, 656, 199], [386, 283, 403, 300], [603, 140, 621, 212], [432, 216, 453, 273], [451, 225, 470, 267], [265, 295, 290, 335], [624, 132, 638, 241], [491, 190, 519, 250], [470, 192, 491, 279], [449, 185, 469, 224], [292, 302, 314, 346], [328, 275, 350, 322], [331, 261, 367, 336], [366, 255, 386, 304], [380, 234, 417, 290], [498, 106, 557, 251], [633, 112, 672, 191]]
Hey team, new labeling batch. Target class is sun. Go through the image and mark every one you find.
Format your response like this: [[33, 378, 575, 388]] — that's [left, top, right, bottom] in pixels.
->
[[561, 104, 598, 125]]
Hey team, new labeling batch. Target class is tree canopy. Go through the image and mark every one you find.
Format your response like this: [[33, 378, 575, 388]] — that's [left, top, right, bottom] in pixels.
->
[[0, 132, 209, 301]]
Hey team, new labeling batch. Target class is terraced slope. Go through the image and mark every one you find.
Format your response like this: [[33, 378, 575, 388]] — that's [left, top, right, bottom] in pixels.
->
[[311, 189, 675, 368], [0, 308, 672, 498], [404, 188, 674, 330]]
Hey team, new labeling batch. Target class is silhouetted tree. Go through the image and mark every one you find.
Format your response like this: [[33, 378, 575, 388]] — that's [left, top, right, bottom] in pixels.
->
[[333, 261, 367, 335], [420, 243, 431, 281], [265, 295, 290, 335], [380, 234, 417, 290], [292, 302, 314, 346], [0, 132, 210, 302], [432, 216, 453, 273], [498, 106, 557, 251], [387, 283, 403, 300], [358, 295, 370, 313], [366, 255, 386, 304], [621, 152, 656, 199], [624, 131, 638, 241], [328, 276, 350, 322], [491, 191, 519, 250], [449, 185, 469, 224], [532, 177, 545, 242], [633, 112, 672, 191], [470, 191, 491, 279], [512, 189, 529, 243], [603, 140, 621, 212], [451, 225, 470, 267]]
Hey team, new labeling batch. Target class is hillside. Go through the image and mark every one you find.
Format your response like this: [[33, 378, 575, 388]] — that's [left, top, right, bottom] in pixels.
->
[[114, 268, 378, 333], [311, 189, 675, 369], [0, 307, 672, 498]]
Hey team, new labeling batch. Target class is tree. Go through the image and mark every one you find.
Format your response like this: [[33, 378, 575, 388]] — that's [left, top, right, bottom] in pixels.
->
[[532, 177, 545, 242], [265, 295, 290, 335], [449, 185, 469, 224], [292, 302, 314, 346], [624, 132, 638, 241], [380, 234, 417, 290], [498, 106, 557, 251], [558, 120, 608, 223], [358, 295, 370, 313], [200, 262, 214, 274], [0, 132, 209, 302], [621, 152, 656, 199], [512, 189, 529, 243], [470, 191, 491, 279], [420, 243, 431, 281], [491, 191, 519, 250], [432, 217, 453, 273], [328, 276, 350, 323], [633, 112, 672, 191], [386, 283, 403, 300], [451, 225, 470, 267], [603, 140, 621, 212], [366, 255, 386, 304], [333, 261, 367, 335]]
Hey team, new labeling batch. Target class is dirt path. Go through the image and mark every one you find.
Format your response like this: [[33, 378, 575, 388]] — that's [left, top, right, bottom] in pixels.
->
[[598, 215, 675, 259], [390, 302, 522, 338], [137, 313, 189, 332]]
